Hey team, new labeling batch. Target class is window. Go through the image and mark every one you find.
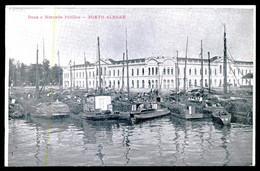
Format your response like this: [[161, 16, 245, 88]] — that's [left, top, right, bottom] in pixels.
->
[[104, 68, 106, 75], [89, 71, 91, 77], [156, 67, 158, 75], [220, 65, 222, 74], [96, 68, 98, 76], [100, 67, 102, 75], [148, 80, 151, 88], [152, 68, 154, 75], [76, 72, 78, 78], [92, 71, 94, 77], [142, 80, 145, 88], [195, 79, 197, 87], [113, 80, 115, 87], [219, 79, 222, 87], [132, 69, 134, 76], [137, 80, 139, 88], [148, 68, 151, 75], [163, 79, 166, 88], [113, 70, 115, 76], [109, 70, 111, 76], [79, 72, 81, 78], [215, 68, 217, 75], [205, 79, 207, 87], [155, 80, 158, 89], [171, 80, 174, 88], [132, 80, 134, 88], [152, 80, 154, 88], [142, 68, 145, 75], [118, 69, 120, 76], [171, 68, 174, 75], [109, 81, 111, 87], [167, 68, 170, 75], [163, 68, 166, 75], [137, 68, 139, 76], [189, 68, 191, 75], [189, 80, 191, 87], [118, 80, 120, 88], [83, 72, 84, 78], [195, 68, 197, 75]]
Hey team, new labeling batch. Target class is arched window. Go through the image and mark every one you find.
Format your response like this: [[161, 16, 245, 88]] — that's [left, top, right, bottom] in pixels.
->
[[171, 68, 174, 75], [167, 80, 170, 88], [171, 79, 174, 88], [167, 68, 170, 75], [163, 68, 166, 75], [152, 68, 154, 75]]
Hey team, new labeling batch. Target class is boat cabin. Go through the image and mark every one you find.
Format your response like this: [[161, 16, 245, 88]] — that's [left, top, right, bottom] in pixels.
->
[[83, 95, 113, 112]]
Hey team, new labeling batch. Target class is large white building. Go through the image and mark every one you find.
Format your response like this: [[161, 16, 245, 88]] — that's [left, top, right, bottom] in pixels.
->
[[63, 55, 253, 93]]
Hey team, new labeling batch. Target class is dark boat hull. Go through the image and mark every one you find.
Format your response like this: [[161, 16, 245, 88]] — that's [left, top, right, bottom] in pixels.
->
[[212, 111, 231, 126], [132, 108, 170, 123]]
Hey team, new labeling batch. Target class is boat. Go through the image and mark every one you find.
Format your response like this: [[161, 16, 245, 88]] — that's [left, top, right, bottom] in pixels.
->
[[202, 100, 224, 118], [29, 100, 70, 118], [211, 109, 231, 126], [79, 93, 124, 120], [129, 101, 170, 123], [167, 102, 204, 120]]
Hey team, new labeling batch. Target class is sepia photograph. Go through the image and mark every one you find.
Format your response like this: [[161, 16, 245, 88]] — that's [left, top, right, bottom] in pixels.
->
[[5, 5, 255, 166]]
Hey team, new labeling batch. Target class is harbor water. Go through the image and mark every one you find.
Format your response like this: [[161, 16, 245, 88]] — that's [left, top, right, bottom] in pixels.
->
[[8, 116, 253, 166]]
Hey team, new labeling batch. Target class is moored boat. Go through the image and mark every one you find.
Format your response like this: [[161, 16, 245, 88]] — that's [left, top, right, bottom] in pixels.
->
[[129, 101, 170, 123], [211, 109, 231, 126], [167, 102, 204, 120], [29, 101, 70, 118]]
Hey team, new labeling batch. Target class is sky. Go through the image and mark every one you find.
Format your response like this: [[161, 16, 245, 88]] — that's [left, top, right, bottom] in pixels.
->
[[6, 5, 255, 67]]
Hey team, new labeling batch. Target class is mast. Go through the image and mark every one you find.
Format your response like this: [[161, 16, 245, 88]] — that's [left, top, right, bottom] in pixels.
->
[[184, 37, 188, 91], [43, 38, 45, 62], [208, 52, 211, 93], [223, 24, 228, 94], [97, 37, 101, 89], [121, 53, 125, 90], [201, 40, 204, 90], [70, 61, 72, 93], [35, 44, 39, 99], [176, 50, 179, 93], [73, 61, 75, 89], [84, 52, 88, 92], [58, 50, 61, 91], [126, 28, 130, 100]]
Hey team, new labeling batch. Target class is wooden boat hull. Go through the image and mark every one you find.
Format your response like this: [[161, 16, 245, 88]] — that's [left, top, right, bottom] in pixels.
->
[[171, 112, 204, 120], [212, 111, 231, 126], [29, 113, 69, 119], [132, 108, 170, 123]]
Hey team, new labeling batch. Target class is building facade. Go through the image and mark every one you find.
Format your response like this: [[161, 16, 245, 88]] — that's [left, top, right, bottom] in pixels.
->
[[62, 56, 253, 92]]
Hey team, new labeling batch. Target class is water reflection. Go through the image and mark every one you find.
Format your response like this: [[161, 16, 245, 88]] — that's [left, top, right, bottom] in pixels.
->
[[8, 116, 252, 166]]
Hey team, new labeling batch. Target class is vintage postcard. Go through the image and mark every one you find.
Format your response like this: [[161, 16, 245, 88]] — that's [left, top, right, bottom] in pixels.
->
[[5, 5, 255, 166]]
